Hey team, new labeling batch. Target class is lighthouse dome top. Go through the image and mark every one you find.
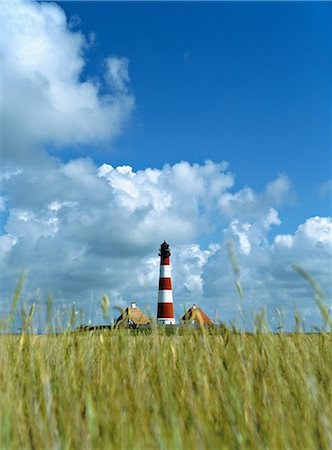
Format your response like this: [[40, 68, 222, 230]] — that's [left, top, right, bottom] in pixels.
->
[[159, 240, 171, 257]]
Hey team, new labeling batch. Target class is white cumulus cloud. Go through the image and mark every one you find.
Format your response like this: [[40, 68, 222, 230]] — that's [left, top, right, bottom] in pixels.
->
[[1, 0, 135, 163], [1, 152, 331, 329]]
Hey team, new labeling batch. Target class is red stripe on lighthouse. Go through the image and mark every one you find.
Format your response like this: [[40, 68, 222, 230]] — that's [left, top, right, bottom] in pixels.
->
[[157, 303, 174, 318], [159, 278, 172, 290]]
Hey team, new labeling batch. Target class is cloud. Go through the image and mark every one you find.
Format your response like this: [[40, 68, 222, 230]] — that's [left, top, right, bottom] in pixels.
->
[[1, 152, 331, 329], [1, 158, 233, 270], [218, 173, 293, 222], [265, 173, 293, 206], [105, 57, 130, 93], [0, 157, 232, 302], [1, 0, 135, 163], [202, 215, 332, 328], [318, 180, 332, 198]]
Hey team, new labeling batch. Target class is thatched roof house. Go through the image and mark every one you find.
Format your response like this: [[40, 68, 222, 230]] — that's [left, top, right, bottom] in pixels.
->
[[115, 302, 151, 328], [180, 304, 212, 325]]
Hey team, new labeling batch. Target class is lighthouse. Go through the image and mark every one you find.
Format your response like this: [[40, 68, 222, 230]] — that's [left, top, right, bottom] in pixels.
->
[[157, 241, 175, 325]]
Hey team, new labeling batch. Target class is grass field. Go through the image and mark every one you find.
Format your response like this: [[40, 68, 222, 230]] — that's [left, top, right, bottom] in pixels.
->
[[0, 327, 331, 450]]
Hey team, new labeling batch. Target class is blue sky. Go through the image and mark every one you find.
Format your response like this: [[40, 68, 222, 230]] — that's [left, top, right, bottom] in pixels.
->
[[1, 0, 331, 330], [59, 1, 331, 233]]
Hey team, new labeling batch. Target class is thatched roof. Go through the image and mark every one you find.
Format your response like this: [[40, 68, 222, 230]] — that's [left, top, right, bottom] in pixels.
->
[[180, 305, 212, 325], [115, 302, 151, 327]]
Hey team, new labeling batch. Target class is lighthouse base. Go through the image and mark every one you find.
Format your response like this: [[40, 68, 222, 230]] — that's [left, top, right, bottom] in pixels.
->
[[157, 318, 175, 325]]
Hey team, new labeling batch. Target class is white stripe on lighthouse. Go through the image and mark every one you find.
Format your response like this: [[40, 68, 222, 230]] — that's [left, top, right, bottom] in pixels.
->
[[158, 290, 173, 303], [159, 265, 171, 278]]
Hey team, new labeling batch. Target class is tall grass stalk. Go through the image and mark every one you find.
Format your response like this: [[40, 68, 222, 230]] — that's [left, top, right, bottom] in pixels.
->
[[292, 264, 332, 331]]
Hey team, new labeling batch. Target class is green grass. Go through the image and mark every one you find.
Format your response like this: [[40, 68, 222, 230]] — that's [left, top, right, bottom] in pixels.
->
[[0, 329, 331, 450], [1, 264, 331, 449]]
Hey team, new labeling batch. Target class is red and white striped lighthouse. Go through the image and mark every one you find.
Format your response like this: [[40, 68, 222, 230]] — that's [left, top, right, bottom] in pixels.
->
[[157, 241, 175, 325]]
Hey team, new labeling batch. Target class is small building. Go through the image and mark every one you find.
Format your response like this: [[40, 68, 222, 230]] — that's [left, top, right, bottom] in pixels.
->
[[180, 304, 213, 326], [115, 301, 151, 328]]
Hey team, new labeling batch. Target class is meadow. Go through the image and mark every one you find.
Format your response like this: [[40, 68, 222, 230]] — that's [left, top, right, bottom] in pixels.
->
[[0, 326, 331, 450]]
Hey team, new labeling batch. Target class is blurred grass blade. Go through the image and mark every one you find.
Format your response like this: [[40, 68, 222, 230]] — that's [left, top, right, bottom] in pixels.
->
[[227, 240, 244, 298], [292, 264, 324, 298], [292, 264, 331, 330], [9, 270, 28, 325], [235, 280, 243, 299], [101, 294, 110, 321], [47, 294, 53, 326], [227, 240, 240, 279]]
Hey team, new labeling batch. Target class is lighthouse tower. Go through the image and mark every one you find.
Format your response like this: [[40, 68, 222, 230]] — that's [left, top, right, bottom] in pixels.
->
[[157, 241, 175, 325]]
